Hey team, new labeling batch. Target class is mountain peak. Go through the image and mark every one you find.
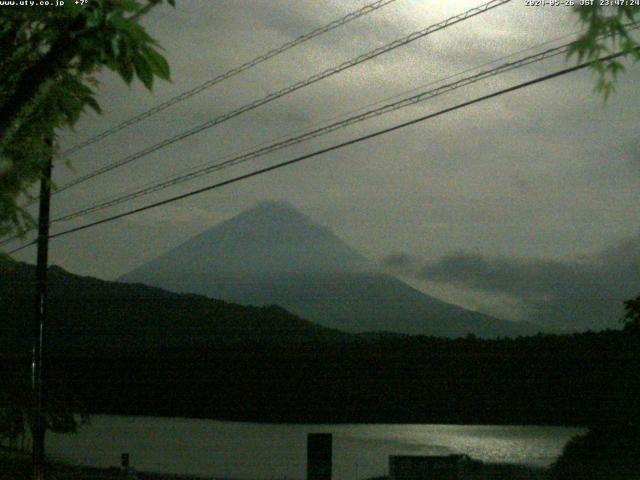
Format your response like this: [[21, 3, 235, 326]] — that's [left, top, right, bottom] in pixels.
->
[[121, 201, 371, 279], [230, 200, 321, 233], [119, 203, 535, 338]]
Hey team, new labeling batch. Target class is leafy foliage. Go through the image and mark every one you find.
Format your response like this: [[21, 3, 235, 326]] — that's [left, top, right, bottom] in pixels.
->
[[0, 0, 174, 237], [622, 294, 640, 330], [2, 258, 639, 426], [568, 6, 640, 100], [551, 426, 640, 480]]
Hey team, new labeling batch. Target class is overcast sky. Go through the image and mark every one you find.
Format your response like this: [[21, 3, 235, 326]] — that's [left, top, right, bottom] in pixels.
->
[[6, 0, 640, 328]]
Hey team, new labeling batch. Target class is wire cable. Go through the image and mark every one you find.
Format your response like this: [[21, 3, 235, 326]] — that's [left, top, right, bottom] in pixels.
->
[[59, 26, 588, 213], [49, 40, 578, 224], [3, 24, 636, 246], [0, 28, 580, 246], [49, 0, 512, 196], [60, 0, 401, 158], [6, 48, 633, 256], [44, 22, 639, 226]]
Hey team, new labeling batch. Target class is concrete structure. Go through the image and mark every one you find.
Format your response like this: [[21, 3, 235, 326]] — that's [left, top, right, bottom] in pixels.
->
[[389, 455, 468, 480], [307, 433, 332, 480]]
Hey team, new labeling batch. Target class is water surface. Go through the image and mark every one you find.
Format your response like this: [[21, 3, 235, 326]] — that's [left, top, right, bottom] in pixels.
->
[[47, 415, 583, 479]]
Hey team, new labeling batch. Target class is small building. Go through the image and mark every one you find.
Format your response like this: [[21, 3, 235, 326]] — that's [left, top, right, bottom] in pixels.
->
[[389, 454, 469, 480]]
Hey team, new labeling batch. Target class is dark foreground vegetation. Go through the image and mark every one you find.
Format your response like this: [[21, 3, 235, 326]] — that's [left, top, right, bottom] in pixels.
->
[[1, 257, 639, 425], [550, 425, 640, 480], [2, 322, 639, 426]]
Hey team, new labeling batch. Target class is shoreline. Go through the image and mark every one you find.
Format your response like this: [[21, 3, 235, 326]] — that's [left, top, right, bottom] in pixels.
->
[[0, 446, 218, 480], [1, 445, 549, 480]]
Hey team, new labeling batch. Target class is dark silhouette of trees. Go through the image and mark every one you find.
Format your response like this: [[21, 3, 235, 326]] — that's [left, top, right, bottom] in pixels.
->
[[622, 294, 640, 330], [551, 426, 640, 480], [2, 259, 639, 427]]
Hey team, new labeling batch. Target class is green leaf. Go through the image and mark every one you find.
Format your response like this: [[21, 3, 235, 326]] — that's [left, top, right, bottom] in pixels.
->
[[606, 60, 625, 80], [128, 21, 155, 45], [119, 59, 134, 84], [118, 0, 143, 12], [111, 35, 121, 59], [85, 8, 104, 29], [143, 46, 170, 80], [83, 95, 101, 114], [107, 13, 132, 33], [133, 54, 154, 89]]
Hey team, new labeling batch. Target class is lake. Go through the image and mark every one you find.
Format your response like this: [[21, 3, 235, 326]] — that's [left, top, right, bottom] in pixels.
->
[[46, 415, 584, 479]]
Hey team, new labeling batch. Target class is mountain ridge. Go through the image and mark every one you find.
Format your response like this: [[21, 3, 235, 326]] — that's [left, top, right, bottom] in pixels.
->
[[0, 257, 348, 356]]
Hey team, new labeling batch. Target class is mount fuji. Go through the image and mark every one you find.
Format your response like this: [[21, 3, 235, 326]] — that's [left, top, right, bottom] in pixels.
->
[[119, 201, 537, 338]]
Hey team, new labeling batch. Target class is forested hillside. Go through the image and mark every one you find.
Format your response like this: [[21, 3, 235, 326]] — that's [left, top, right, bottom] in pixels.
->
[[2, 257, 638, 426]]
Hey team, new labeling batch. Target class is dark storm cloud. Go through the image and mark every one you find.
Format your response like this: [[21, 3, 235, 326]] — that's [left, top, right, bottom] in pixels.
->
[[420, 253, 592, 297], [383, 232, 640, 331]]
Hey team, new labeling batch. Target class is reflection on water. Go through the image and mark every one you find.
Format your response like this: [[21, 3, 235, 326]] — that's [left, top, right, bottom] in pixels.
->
[[47, 415, 584, 480]]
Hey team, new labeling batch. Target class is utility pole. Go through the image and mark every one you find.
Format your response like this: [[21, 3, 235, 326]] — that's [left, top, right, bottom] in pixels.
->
[[32, 139, 52, 480]]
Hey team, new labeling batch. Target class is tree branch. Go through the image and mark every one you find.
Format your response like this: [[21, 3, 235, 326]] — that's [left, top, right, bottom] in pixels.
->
[[0, 17, 85, 143]]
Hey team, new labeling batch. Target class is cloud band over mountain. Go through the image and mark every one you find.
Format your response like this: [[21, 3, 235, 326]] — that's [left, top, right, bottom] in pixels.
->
[[382, 232, 640, 332]]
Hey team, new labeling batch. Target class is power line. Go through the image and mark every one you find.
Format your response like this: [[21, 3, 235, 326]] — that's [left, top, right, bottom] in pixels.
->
[[49, 40, 578, 224], [10, 22, 620, 227], [0, 0, 528, 246], [60, 0, 400, 158], [40, 22, 639, 227], [61, 27, 587, 215], [0, 29, 583, 247], [6, 48, 632, 256], [3, 26, 634, 247], [49, 0, 511, 196]]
